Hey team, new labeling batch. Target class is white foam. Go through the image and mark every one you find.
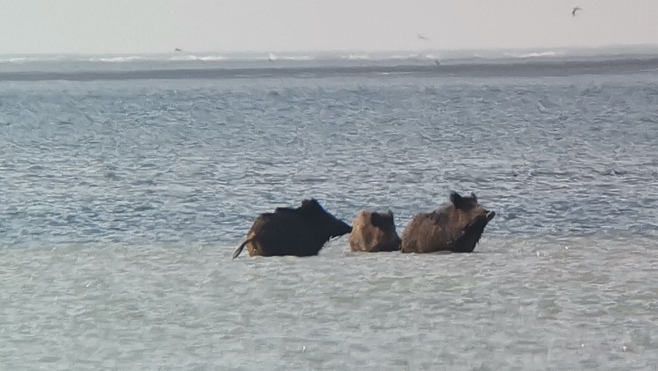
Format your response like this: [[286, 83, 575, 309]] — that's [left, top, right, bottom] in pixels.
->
[[504, 51, 564, 59], [169, 55, 227, 62], [89, 56, 148, 63]]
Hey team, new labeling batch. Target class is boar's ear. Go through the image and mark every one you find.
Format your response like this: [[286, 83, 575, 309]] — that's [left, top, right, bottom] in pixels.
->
[[300, 198, 320, 210], [470, 192, 478, 203], [450, 191, 464, 208], [451, 191, 472, 210], [298, 199, 316, 215], [370, 212, 392, 228], [370, 212, 383, 228], [386, 209, 395, 223]]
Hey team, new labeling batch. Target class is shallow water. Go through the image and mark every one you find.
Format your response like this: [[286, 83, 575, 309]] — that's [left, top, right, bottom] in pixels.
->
[[1, 57, 658, 369], [2, 238, 657, 370]]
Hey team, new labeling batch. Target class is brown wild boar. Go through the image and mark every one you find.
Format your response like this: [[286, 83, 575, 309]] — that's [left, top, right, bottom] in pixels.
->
[[232, 198, 353, 258], [349, 210, 401, 252], [400, 192, 495, 254]]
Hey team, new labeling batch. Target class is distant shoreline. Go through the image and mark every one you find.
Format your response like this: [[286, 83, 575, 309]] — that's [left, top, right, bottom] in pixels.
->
[[2, 55, 658, 82]]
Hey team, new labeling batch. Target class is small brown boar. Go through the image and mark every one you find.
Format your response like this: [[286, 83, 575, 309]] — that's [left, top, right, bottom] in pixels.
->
[[400, 192, 495, 254], [232, 198, 353, 259], [349, 210, 401, 252]]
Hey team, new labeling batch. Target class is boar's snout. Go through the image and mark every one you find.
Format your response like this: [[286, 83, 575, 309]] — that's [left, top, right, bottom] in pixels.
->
[[331, 218, 353, 238], [485, 210, 496, 222]]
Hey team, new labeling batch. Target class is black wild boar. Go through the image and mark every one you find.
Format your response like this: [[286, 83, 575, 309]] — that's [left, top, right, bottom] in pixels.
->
[[349, 210, 401, 252], [400, 192, 495, 254], [232, 198, 353, 258]]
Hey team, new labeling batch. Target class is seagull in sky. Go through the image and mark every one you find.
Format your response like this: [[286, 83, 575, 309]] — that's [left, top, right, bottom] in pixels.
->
[[572, 6, 582, 16], [417, 34, 429, 41]]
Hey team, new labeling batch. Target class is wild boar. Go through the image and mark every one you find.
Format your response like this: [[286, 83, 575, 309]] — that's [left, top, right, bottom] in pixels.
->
[[232, 198, 353, 258], [400, 192, 495, 253], [349, 210, 401, 252]]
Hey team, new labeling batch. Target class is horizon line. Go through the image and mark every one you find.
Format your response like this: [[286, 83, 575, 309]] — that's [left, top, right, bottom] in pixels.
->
[[2, 43, 658, 57]]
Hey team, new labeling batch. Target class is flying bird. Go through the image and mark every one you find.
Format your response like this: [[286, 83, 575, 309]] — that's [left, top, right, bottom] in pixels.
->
[[417, 34, 429, 41], [572, 6, 582, 16]]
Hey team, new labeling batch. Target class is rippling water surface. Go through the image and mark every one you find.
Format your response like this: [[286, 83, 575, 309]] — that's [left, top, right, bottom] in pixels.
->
[[1, 57, 658, 370]]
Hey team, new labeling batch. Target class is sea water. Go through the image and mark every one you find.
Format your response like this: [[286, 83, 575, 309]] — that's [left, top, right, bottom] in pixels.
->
[[1, 48, 658, 370]]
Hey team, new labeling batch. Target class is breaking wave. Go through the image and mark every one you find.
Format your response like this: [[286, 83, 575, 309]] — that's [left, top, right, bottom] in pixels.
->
[[504, 51, 565, 59]]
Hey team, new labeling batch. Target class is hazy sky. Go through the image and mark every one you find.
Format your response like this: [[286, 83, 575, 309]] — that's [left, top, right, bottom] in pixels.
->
[[1, 0, 657, 55]]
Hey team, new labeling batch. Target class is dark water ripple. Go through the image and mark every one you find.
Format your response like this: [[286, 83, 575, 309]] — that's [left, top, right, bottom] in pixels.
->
[[2, 74, 658, 246]]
